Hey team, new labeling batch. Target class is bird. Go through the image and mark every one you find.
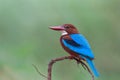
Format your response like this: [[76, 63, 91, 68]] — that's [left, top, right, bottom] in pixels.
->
[[49, 24, 99, 77]]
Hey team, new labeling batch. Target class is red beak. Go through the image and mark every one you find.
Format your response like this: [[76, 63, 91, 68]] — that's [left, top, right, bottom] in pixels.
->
[[49, 26, 65, 31]]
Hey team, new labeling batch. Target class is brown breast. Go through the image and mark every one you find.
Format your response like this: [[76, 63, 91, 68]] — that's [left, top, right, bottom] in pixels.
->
[[60, 35, 79, 57]]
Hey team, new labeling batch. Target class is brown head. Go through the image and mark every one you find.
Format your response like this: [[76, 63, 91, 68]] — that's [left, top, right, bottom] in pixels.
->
[[50, 24, 79, 35]]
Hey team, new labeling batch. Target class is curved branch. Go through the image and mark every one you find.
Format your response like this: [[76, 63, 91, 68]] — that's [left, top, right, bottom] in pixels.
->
[[47, 56, 94, 80], [33, 56, 94, 80]]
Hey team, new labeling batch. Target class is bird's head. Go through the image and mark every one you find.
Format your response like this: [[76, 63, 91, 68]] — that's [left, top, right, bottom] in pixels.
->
[[50, 24, 79, 35]]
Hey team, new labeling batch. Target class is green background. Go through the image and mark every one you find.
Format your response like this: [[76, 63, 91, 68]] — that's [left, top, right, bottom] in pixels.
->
[[0, 0, 120, 80]]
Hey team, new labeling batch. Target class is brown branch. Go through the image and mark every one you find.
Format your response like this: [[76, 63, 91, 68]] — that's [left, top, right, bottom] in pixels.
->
[[32, 64, 47, 78], [33, 56, 94, 80], [47, 56, 94, 80], [47, 56, 73, 80]]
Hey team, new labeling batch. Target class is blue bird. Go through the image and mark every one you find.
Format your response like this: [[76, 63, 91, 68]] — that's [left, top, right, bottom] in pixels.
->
[[50, 24, 99, 77]]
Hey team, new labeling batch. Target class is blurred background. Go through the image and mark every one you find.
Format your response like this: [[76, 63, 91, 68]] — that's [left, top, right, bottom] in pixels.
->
[[0, 0, 120, 80]]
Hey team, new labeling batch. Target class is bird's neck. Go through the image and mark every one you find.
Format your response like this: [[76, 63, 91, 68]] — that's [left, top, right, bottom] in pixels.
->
[[61, 30, 80, 36], [61, 31, 68, 36]]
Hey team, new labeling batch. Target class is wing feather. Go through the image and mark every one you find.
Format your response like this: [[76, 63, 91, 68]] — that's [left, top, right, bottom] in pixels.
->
[[62, 34, 94, 59]]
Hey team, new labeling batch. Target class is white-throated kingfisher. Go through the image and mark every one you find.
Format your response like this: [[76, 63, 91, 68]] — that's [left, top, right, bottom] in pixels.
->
[[50, 24, 99, 77]]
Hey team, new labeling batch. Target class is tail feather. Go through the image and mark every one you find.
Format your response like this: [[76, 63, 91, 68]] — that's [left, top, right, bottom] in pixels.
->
[[86, 58, 99, 77]]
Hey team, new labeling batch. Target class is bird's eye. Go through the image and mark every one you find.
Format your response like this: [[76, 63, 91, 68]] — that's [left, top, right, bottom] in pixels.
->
[[64, 26, 70, 29]]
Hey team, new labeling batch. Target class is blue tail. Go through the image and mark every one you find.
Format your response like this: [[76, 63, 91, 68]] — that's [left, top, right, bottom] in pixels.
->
[[86, 58, 100, 77]]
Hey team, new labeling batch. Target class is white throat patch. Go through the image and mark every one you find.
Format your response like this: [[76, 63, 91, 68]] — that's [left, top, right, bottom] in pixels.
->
[[61, 31, 68, 35]]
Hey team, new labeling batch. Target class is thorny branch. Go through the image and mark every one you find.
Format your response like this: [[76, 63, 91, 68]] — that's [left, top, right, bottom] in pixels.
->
[[33, 56, 94, 80]]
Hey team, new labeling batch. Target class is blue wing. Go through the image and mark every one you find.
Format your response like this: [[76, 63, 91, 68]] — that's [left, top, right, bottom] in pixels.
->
[[62, 34, 94, 59], [62, 34, 99, 77], [70, 34, 91, 48]]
